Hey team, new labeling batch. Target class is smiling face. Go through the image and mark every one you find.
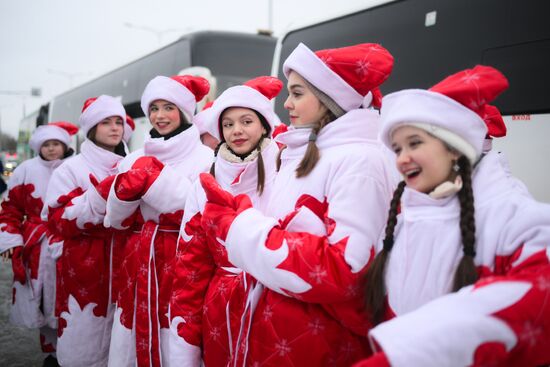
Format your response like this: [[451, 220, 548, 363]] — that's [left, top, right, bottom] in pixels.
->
[[220, 107, 267, 156], [40, 139, 65, 161], [283, 71, 328, 127], [148, 99, 182, 135], [93, 116, 124, 151], [391, 125, 460, 194]]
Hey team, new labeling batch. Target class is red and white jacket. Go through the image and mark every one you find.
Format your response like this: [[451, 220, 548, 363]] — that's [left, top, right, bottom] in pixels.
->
[[0, 155, 66, 337], [104, 125, 212, 367], [358, 151, 550, 367], [218, 109, 397, 366], [170, 139, 279, 366], [42, 139, 126, 367]]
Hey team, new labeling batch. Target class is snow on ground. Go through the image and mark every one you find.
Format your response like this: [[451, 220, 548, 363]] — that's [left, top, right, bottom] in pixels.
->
[[0, 262, 44, 366]]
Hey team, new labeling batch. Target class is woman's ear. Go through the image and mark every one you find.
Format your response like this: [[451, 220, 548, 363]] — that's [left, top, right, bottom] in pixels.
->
[[450, 150, 461, 161]]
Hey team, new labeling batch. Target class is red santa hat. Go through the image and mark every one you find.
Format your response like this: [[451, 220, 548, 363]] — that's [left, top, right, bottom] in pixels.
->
[[29, 121, 79, 153], [140, 75, 210, 123], [195, 76, 283, 141], [380, 65, 509, 164], [123, 115, 135, 142], [78, 95, 126, 138], [282, 43, 394, 111]]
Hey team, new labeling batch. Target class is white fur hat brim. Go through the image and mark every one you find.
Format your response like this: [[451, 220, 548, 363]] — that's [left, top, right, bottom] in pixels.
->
[[380, 89, 487, 164], [78, 95, 126, 137], [283, 43, 363, 112], [198, 85, 281, 141], [29, 125, 71, 153], [141, 76, 196, 122]]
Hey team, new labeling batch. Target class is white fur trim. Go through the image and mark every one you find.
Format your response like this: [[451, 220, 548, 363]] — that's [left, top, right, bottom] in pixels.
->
[[283, 43, 363, 112], [104, 179, 141, 230], [0, 227, 23, 252], [226, 208, 312, 295], [10, 281, 45, 328], [57, 296, 115, 367], [199, 85, 281, 140], [168, 316, 202, 366], [48, 240, 63, 260], [380, 89, 487, 163], [410, 122, 477, 164], [29, 125, 71, 153], [141, 76, 196, 122], [370, 281, 530, 367], [78, 95, 126, 138], [141, 165, 192, 214], [108, 306, 136, 367]]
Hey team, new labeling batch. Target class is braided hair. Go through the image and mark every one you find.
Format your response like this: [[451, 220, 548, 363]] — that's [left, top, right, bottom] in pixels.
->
[[364, 156, 478, 325]]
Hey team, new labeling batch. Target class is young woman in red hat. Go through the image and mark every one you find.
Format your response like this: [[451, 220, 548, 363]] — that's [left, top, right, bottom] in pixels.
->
[[355, 65, 550, 367], [169, 76, 283, 366], [42, 95, 129, 367], [103, 75, 212, 367], [0, 122, 77, 366], [198, 42, 398, 366]]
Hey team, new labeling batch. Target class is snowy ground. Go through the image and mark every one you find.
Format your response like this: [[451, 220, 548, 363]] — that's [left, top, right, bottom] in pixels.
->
[[0, 262, 44, 366]]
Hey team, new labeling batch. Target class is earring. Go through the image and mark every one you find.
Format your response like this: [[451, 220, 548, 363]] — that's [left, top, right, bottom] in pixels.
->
[[453, 161, 460, 172]]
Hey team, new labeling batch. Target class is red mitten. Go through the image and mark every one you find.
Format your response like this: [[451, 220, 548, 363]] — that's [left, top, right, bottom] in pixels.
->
[[11, 247, 26, 284], [200, 173, 235, 207], [89, 174, 116, 200], [352, 352, 391, 367], [199, 173, 252, 241], [114, 156, 164, 201], [132, 155, 165, 171]]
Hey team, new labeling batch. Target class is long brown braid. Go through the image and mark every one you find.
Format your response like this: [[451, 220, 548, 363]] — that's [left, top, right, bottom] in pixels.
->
[[364, 155, 478, 325], [452, 155, 478, 290], [364, 181, 406, 325]]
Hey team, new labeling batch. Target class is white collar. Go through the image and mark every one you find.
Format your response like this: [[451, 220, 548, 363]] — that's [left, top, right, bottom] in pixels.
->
[[215, 139, 278, 193], [143, 124, 203, 165], [275, 109, 381, 159], [80, 139, 124, 175]]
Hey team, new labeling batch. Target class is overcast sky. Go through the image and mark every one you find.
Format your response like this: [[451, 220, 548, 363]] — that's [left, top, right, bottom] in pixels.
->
[[0, 0, 382, 138]]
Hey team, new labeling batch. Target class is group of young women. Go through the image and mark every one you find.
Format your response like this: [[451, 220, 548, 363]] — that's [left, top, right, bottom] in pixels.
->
[[1, 40, 549, 367]]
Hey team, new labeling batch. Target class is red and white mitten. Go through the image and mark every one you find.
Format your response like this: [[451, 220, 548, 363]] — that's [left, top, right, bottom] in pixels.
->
[[114, 156, 164, 201], [89, 174, 116, 201], [199, 173, 252, 242]]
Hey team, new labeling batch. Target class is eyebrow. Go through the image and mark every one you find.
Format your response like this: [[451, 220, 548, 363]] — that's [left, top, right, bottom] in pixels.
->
[[222, 114, 254, 123], [150, 101, 175, 108], [288, 84, 305, 90], [392, 134, 423, 147]]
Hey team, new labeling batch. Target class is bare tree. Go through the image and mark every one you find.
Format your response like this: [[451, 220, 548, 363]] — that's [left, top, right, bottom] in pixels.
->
[[0, 133, 17, 152]]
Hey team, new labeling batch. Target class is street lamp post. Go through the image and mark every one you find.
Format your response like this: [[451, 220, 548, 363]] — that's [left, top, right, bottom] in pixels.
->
[[0, 87, 42, 119], [47, 69, 92, 88], [124, 22, 192, 46]]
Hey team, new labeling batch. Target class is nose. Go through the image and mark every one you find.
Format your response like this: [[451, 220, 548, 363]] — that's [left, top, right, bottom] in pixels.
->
[[395, 150, 410, 166], [283, 96, 292, 110], [156, 109, 166, 119], [232, 122, 243, 135]]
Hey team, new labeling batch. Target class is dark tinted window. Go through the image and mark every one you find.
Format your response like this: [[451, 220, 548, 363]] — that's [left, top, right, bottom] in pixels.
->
[[276, 0, 550, 117]]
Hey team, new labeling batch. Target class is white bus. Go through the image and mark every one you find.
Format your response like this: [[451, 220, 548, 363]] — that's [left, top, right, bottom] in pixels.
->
[[271, 0, 550, 202], [23, 31, 276, 152]]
